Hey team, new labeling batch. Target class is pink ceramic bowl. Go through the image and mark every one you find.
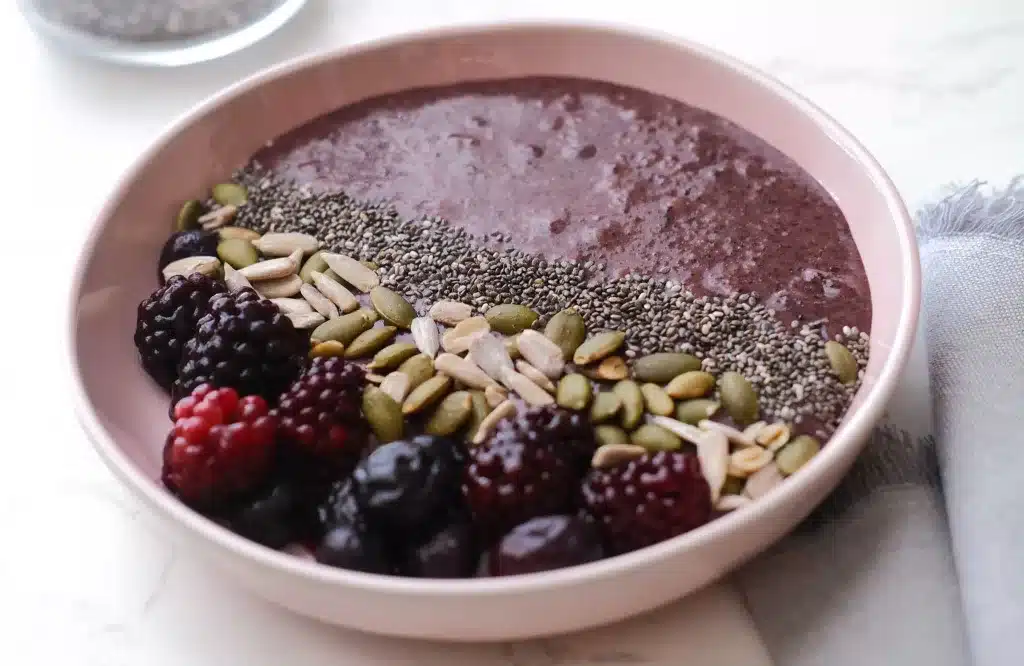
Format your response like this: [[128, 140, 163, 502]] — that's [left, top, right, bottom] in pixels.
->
[[69, 21, 919, 641]]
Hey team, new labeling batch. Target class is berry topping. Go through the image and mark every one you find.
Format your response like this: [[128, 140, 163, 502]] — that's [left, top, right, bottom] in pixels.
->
[[314, 478, 364, 538], [173, 288, 307, 404], [162, 384, 277, 508], [401, 521, 478, 579], [158, 230, 220, 282], [491, 515, 604, 576], [225, 483, 295, 549], [315, 524, 391, 574], [583, 451, 712, 554], [134, 273, 226, 390]]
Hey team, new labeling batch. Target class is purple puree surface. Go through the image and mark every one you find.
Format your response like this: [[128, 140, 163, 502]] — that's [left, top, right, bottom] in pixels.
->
[[253, 77, 871, 333]]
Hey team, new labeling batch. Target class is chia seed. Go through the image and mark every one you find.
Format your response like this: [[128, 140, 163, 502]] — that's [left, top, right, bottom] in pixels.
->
[[230, 166, 870, 437]]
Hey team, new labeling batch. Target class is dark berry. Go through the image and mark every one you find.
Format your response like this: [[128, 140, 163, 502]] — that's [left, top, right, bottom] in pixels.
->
[[352, 435, 464, 537], [401, 521, 478, 579], [491, 515, 604, 576], [583, 451, 712, 554], [315, 524, 391, 574], [174, 288, 307, 404], [134, 273, 226, 390], [313, 478, 364, 538], [462, 406, 585, 541], [274, 357, 368, 474], [226, 483, 294, 549], [162, 385, 277, 508], [158, 230, 220, 282]]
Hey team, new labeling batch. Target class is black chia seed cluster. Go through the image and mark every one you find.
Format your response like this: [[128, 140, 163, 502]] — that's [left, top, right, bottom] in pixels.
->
[[229, 166, 869, 437]]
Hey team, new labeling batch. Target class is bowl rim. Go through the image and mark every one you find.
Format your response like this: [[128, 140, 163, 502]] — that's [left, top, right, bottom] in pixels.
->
[[67, 18, 920, 597]]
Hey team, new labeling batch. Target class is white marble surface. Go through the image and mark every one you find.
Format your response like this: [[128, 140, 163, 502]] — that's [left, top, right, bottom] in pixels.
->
[[4, 0, 1022, 663]]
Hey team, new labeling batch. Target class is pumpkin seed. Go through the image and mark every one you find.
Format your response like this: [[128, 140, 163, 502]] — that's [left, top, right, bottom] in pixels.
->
[[402, 374, 452, 415], [594, 425, 630, 448], [176, 200, 203, 231], [363, 387, 404, 443], [544, 309, 586, 360], [435, 353, 499, 391], [632, 352, 702, 383], [309, 340, 346, 358], [378, 372, 411, 403], [299, 252, 330, 283], [501, 368, 555, 406], [223, 263, 254, 292], [613, 380, 644, 430], [310, 309, 374, 345], [442, 317, 490, 354], [595, 356, 629, 381], [369, 342, 420, 372], [630, 423, 682, 451], [468, 334, 514, 381], [359, 307, 380, 325], [397, 354, 435, 391], [429, 300, 474, 326], [573, 331, 626, 365], [757, 422, 792, 452], [321, 252, 379, 292], [728, 447, 774, 477], [271, 297, 313, 315], [504, 335, 522, 360], [665, 371, 716, 399], [162, 255, 220, 281], [424, 391, 473, 436], [298, 283, 338, 319], [215, 238, 258, 269], [198, 204, 237, 230], [471, 400, 516, 445], [776, 435, 821, 475], [484, 385, 508, 408], [743, 421, 767, 440], [590, 391, 622, 423], [676, 399, 720, 425], [825, 341, 858, 384], [254, 273, 303, 299], [252, 232, 319, 257], [516, 330, 565, 378], [309, 271, 359, 313], [370, 286, 416, 329], [212, 183, 248, 206], [485, 304, 538, 335], [515, 360, 556, 393], [411, 317, 441, 358], [640, 383, 674, 416], [287, 312, 325, 329], [344, 326, 398, 359], [718, 372, 759, 425], [715, 495, 751, 512], [218, 226, 261, 241], [744, 463, 783, 499], [722, 475, 746, 496], [239, 249, 302, 281], [464, 390, 491, 442], [556, 373, 593, 410], [591, 443, 646, 469]]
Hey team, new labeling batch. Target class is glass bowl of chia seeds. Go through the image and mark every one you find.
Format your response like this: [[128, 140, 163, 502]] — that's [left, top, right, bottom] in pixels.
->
[[18, 0, 307, 66]]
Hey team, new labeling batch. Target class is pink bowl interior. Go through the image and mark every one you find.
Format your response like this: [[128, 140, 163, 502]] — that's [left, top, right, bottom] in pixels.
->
[[69, 22, 918, 638]]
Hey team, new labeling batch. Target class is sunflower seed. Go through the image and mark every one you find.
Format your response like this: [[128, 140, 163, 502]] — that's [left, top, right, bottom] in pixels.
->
[[287, 312, 326, 329], [500, 367, 555, 406], [594, 356, 629, 381], [640, 383, 674, 416], [434, 353, 499, 390], [630, 424, 682, 451], [239, 249, 302, 281], [309, 340, 346, 358], [591, 443, 646, 469], [544, 309, 586, 361], [397, 354, 435, 391], [322, 252, 380, 292], [370, 286, 416, 329], [757, 422, 792, 452], [223, 263, 254, 292], [515, 360, 557, 393], [310, 270, 359, 313], [744, 463, 784, 499], [776, 435, 821, 475], [469, 334, 514, 381], [484, 385, 508, 408], [675, 399, 720, 425], [429, 300, 474, 326], [648, 415, 708, 445], [743, 421, 767, 440], [365, 373, 386, 384], [556, 374, 592, 410], [345, 326, 398, 359], [442, 317, 491, 354], [516, 330, 565, 379], [254, 273, 303, 298], [485, 304, 538, 335], [424, 391, 473, 436], [198, 204, 237, 230], [594, 425, 630, 448], [411, 317, 441, 358], [270, 297, 314, 315], [632, 352, 702, 384], [212, 183, 248, 206], [665, 371, 716, 399], [504, 335, 522, 360], [825, 341, 858, 384], [299, 283, 339, 319], [471, 399, 517, 445], [299, 252, 330, 283], [402, 374, 453, 415], [162, 255, 220, 281], [613, 380, 644, 430], [698, 419, 759, 448], [369, 343, 420, 372], [715, 495, 751, 512], [728, 446, 774, 477], [696, 429, 729, 501], [252, 232, 319, 257], [589, 390, 622, 422], [363, 387, 404, 443], [378, 372, 411, 403]]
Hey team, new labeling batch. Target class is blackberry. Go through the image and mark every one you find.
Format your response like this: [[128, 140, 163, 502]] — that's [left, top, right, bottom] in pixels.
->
[[174, 288, 306, 404], [225, 483, 295, 549], [583, 451, 712, 554], [134, 273, 226, 390], [491, 515, 604, 576], [313, 478, 364, 538], [158, 230, 220, 282], [315, 524, 392, 574], [401, 520, 478, 579]]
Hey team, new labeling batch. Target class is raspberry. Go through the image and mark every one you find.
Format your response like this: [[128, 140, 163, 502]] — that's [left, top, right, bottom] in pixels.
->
[[134, 273, 226, 390], [162, 384, 278, 508], [582, 451, 712, 554], [462, 406, 584, 541], [158, 230, 220, 282], [173, 288, 307, 404], [274, 357, 368, 474]]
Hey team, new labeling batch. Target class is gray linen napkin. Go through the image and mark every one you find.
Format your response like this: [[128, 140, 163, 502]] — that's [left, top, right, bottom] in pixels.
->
[[737, 181, 1024, 666]]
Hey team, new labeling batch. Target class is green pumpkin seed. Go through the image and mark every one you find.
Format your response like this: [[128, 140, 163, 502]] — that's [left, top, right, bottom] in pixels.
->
[[719, 372, 760, 425], [362, 387, 404, 443], [359, 307, 380, 325], [212, 183, 248, 207], [776, 435, 821, 475], [310, 310, 373, 345], [424, 391, 473, 436], [825, 341, 858, 384], [640, 383, 675, 416], [299, 252, 330, 283], [590, 391, 622, 423], [397, 353, 435, 391], [573, 331, 626, 365], [544, 309, 586, 360], [556, 374, 592, 411], [613, 379, 644, 430], [216, 238, 259, 269], [361, 260, 380, 271], [218, 226, 262, 241], [665, 371, 716, 399], [676, 399, 720, 425], [594, 424, 630, 448], [630, 423, 682, 451], [721, 475, 746, 496], [368, 342, 420, 372], [370, 286, 416, 329], [485, 304, 539, 335], [309, 340, 345, 358], [176, 200, 203, 231], [632, 352, 702, 383], [344, 326, 398, 359], [464, 390, 491, 443], [402, 374, 452, 415]]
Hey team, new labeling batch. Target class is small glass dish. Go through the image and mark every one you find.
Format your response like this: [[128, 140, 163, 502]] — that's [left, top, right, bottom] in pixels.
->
[[18, 0, 308, 67]]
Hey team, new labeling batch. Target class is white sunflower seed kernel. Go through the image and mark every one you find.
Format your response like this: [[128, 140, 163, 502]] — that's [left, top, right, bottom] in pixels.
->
[[287, 312, 326, 329], [239, 249, 302, 281], [270, 297, 314, 315], [500, 367, 554, 406], [472, 400, 517, 445], [321, 252, 380, 292], [728, 446, 774, 477], [254, 273, 303, 299], [162, 255, 220, 281], [299, 283, 339, 319], [715, 495, 751, 512], [379, 372, 411, 403], [411, 317, 441, 359], [310, 270, 359, 313], [469, 334, 515, 381], [744, 463, 784, 499], [222, 263, 253, 292], [695, 429, 729, 502], [756, 422, 792, 452], [252, 232, 320, 257], [434, 353, 499, 391], [699, 419, 759, 448], [591, 443, 647, 469], [514, 360, 557, 393], [429, 300, 474, 326], [484, 385, 508, 408], [198, 204, 237, 230], [516, 330, 565, 379]]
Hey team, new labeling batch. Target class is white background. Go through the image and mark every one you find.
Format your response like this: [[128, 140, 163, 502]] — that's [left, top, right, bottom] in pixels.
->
[[3, 0, 1022, 663]]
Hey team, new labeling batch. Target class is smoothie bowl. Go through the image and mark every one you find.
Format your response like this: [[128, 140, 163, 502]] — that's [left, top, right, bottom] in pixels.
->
[[69, 22, 919, 640]]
